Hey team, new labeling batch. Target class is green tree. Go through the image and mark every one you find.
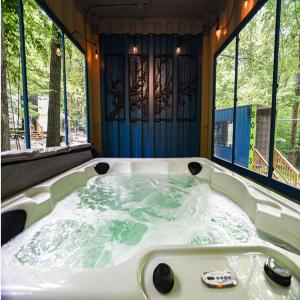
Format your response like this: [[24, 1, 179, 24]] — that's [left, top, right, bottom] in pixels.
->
[[46, 24, 61, 147], [1, 10, 10, 151], [65, 38, 86, 142], [278, 0, 300, 165]]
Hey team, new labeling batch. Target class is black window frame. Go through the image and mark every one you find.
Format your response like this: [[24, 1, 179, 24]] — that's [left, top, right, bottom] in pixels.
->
[[10, 0, 90, 149], [211, 0, 300, 201]]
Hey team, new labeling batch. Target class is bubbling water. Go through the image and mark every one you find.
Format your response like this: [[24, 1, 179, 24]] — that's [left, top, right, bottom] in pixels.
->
[[2, 174, 259, 269]]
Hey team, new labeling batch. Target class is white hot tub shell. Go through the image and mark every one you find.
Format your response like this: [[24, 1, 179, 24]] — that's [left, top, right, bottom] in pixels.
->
[[1, 157, 300, 300]]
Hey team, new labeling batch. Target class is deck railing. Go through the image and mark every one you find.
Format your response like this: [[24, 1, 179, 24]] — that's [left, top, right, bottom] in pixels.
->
[[30, 121, 44, 139], [253, 147, 299, 187], [273, 148, 299, 187]]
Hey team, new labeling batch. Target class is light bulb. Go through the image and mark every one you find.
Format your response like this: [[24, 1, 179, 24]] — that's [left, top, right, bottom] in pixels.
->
[[216, 26, 221, 39], [95, 49, 98, 60], [55, 44, 61, 56], [176, 46, 181, 55], [215, 18, 221, 39]]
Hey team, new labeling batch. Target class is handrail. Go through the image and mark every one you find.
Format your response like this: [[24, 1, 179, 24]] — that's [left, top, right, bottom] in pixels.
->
[[254, 148, 269, 166], [253, 148, 268, 175], [35, 120, 44, 135]]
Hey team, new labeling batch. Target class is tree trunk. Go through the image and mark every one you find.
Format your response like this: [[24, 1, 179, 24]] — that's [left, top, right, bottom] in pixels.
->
[[46, 25, 61, 147], [1, 12, 11, 151]]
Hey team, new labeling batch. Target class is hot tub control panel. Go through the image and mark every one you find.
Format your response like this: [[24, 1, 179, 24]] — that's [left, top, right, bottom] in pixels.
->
[[141, 247, 300, 300], [201, 270, 237, 288]]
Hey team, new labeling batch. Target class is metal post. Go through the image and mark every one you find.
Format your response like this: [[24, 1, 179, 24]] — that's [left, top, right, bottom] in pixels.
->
[[211, 57, 217, 158], [85, 57, 90, 143], [61, 32, 69, 145], [232, 36, 239, 164], [17, 0, 30, 149], [268, 0, 282, 178]]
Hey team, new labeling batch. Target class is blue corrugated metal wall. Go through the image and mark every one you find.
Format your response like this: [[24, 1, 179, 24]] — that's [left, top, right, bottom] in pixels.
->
[[214, 104, 252, 167], [235, 105, 252, 167], [100, 34, 201, 157]]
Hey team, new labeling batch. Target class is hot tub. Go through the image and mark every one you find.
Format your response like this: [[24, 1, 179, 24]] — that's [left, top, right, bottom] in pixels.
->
[[2, 158, 300, 299]]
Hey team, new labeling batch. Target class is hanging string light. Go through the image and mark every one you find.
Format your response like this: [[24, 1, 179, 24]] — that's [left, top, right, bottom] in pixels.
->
[[71, 31, 98, 60], [133, 44, 138, 54], [243, 0, 249, 8], [215, 18, 221, 39], [209, 0, 237, 39], [55, 30, 62, 56], [55, 43, 61, 56], [176, 44, 181, 55], [133, 38, 138, 54]]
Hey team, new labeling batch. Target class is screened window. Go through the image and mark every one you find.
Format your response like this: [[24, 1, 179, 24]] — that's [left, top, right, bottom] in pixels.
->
[[65, 37, 87, 145], [1, 0, 89, 151], [235, 0, 275, 173], [274, 0, 300, 188], [213, 0, 300, 196], [23, 0, 64, 149], [213, 38, 235, 162], [215, 121, 233, 147], [2, 0, 23, 150]]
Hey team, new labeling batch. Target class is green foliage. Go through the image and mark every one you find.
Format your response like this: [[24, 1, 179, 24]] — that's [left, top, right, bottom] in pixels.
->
[[215, 40, 235, 109], [65, 38, 86, 131], [277, 0, 299, 106], [2, 0, 21, 94], [23, 0, 53, 98]]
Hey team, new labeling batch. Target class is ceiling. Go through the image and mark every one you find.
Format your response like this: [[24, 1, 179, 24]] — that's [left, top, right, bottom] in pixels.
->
[[74, 0, 228, 34]]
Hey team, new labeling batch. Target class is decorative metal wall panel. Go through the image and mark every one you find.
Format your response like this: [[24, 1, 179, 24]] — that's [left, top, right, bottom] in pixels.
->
[[177, 54, 198, 121], [128, 54, 149, 122], [154, 54, 173, 121], [100, 34, 201, 158], [105, 54, 125, 121]]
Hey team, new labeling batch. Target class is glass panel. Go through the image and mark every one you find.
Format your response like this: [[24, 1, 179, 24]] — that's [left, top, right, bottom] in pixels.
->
[[273, 0, 300, 188], [235, 0, 276, 175], [23, 0, 64, 148], [65, 38, 87, 145], [214, 38, 236, 162], [60, 58, 66, 144], [2, 0, 24, 150]]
